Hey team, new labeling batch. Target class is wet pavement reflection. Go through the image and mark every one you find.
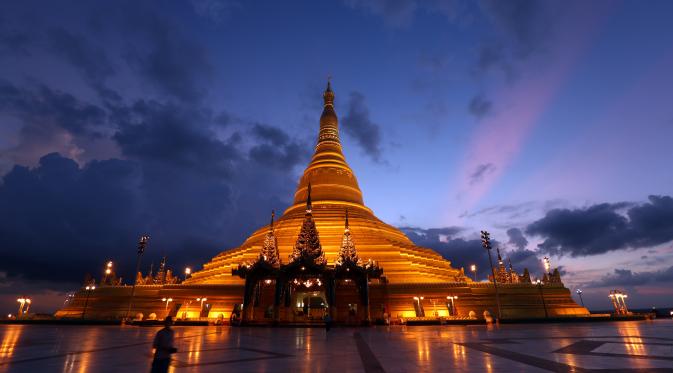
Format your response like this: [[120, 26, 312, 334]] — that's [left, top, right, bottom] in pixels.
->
[[0, 320, 672, 372]]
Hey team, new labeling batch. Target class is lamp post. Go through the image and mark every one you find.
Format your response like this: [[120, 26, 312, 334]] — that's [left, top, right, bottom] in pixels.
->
[[543, 257, 551, 275], [104, 261, 113, 284], [184, 267, 191, 282], [196, 297, 208, 319], [162, 297, 173, 318], [609, 290, 629, 315], [413, 296, 425, 317], [82, 285, 96, 319], [446, 296, 458, 317], [576, 289, 585, 307], [470, 264, 477, 282], [535, 279, 548, 318], [125, 235, 149, 320], [16, 298, 27, 319], [481, 230, 502, 320], [23, 299, 31, 315]]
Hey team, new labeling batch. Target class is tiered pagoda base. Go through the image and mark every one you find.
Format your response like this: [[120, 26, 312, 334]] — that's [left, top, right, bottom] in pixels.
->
[[54, 281, 587, 323]]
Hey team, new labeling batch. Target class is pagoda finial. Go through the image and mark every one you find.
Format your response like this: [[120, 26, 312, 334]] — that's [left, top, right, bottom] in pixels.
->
[[306, 182, 312, 213], [323, 77, 334, 106], [508, 257, 513, 272], [260, 210, 281, 268], [336, 208, 359, 266], [497, 247, 503, 263]]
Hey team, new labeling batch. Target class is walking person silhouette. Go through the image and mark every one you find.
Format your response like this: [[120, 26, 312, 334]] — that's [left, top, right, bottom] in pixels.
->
[[151, 316, 178, 373]]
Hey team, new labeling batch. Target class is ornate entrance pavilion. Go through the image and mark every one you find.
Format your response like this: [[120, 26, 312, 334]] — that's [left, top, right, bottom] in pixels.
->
[[56, 81, 588, 323], [233, 203, 383, 325]]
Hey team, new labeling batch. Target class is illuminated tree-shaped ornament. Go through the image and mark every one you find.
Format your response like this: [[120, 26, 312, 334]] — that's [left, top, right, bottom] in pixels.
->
[[259, 210, 281, 267], [290, 182, 326, 265], [336, 209, 360, 266]]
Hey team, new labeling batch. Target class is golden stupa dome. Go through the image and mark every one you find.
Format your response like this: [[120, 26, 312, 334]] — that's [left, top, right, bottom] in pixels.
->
[[187, 81, 466, 285]]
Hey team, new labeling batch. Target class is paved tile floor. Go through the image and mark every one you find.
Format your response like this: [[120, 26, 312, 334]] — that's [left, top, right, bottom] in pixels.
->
[[1, 320, 672, 372]]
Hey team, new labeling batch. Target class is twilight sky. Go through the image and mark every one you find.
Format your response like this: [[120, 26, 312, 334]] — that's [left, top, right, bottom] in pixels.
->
[[1, 0, 672, 314]]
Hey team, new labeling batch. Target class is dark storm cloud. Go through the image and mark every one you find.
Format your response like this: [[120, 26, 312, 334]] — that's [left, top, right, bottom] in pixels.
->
[[47, 28, 116, 93], [0, 80, 107, 136], [0, 2, 311, 289], [249, 124, 311, 172], [507, 248, 541, 274], [526, 195, 673, 257], [468, 94, 493, 118], [122, 12, 214, 102], [507, 227, 528, 250], [400, 226, 549, 278], [588, 267, 673, 288], [469, 162, 495, 185], [400, 226, 502, 275], [341, 91, 384, 162], [0, 153, 143, 283], [113, 100, 240, 175]]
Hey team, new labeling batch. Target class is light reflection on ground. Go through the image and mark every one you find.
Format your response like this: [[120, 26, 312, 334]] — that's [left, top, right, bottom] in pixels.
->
[[0, 320, 672, 372]]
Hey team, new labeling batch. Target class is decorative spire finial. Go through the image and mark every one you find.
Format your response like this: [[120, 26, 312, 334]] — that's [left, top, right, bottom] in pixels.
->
[[323, 78, 334, 106], [336, 208, 359, 266], [306, 182, 312, 213], [497, 247, 503, 262], [270, 210, 275, 232]]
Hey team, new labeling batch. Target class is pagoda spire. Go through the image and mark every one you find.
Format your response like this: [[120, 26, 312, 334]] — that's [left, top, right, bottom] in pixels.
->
[[317, 80, 339, 145], [306, 182, 312, 213], [345, 208, 349, 230], [323, 77, 334, 106], [259, 210, 280, 267], [290, 182, 325, 265], [288, 79, 366, 212], [336, 209, 359, 266]]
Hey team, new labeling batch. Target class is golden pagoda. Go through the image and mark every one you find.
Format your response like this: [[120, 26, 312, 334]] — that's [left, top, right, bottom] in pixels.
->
[[56, 81, 588, 323]]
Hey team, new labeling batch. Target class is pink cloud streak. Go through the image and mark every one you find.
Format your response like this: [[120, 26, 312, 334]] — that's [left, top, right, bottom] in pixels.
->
[[446, 6, 610, 223]]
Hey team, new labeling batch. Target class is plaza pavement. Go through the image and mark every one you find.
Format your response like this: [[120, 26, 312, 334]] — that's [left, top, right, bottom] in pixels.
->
[[1, 320, 672, 372]]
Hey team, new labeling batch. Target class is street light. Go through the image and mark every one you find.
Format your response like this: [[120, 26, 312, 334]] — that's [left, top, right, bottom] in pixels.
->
[[413, 296, 425, 317], [162, 297, 173, 318], [24, 299, 31, 315], [82, 285, 96, 319], [16, 298, 27, 319], [196, 297, 208, 318], [184, 267, 191, 281], [576, 289, 585, 307], [446, 296, 458, 317], [104, 261, 113, 284], [543, 257, 551, 274], [470, 264, 477, 282], [535, 279, 548, 318], [481, 230, 502, 320], [609, 290, 629, 315], [125, 235, 150, 320]]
